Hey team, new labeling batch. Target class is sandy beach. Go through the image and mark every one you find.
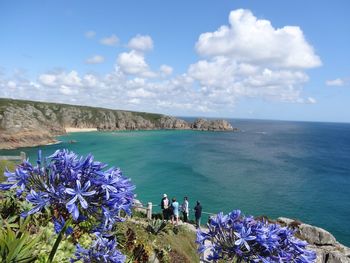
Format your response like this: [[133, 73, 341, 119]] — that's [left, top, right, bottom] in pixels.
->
[[65, 127, 98, 133]]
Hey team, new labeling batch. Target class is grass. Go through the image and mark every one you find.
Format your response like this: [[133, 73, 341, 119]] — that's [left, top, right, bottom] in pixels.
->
[[117, 219, 200, 263]]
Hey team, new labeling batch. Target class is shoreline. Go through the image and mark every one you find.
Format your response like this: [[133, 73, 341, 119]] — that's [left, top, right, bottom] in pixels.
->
[[65, 127, 98, 133]]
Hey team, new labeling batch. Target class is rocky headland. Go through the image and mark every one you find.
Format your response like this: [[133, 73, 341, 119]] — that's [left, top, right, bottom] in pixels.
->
[[0, 98, 236, 149], [278, 217, 350, 262]]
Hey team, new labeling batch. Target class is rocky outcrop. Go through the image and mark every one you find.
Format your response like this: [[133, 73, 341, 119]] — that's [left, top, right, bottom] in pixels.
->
[[0, 98, 236, 149], [191, 118, 236, 131], [278, 217, 350, 262], [158, 116, 190, 129]]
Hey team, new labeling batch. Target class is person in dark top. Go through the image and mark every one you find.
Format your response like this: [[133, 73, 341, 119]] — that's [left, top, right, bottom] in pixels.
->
[[194, 201, 202, 229], [161, 194, 170, 220]]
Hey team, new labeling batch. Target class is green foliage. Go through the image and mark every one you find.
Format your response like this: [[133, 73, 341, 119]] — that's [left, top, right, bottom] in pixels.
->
[[146, 219, 170, 235], [0, 217, 41, 263], [35, 223, 78, 263]]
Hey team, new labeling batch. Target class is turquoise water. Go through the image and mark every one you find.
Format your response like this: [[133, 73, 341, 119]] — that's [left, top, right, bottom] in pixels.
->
[[1, 119, 350, 246]]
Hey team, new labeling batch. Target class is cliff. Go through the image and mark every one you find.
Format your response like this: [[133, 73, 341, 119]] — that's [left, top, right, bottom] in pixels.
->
[[0, 98, 235, 149]]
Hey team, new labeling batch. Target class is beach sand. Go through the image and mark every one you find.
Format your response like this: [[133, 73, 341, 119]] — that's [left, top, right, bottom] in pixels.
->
[[65, 127, 98, 133]]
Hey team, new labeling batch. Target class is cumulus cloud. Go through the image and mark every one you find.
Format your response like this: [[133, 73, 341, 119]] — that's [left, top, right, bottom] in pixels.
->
[[127, 35, 153, 52], [195, 9, 321, 69], [85, 55, 105, 64], [326, 78, 345, 86], [85, 30, 96, 39], [38, 71, 82, 87], [100, 34, 119, 46], [160, 65, 173, 76], [116, 50, 156, 78], [188, 9, 321, 105]]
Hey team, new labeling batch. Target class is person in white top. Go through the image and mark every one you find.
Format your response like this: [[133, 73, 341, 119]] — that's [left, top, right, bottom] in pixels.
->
[[182, 196, 189, 222]]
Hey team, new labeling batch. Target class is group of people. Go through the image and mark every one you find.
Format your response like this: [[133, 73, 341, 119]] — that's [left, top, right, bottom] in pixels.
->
[[160, 194, 202, 228]]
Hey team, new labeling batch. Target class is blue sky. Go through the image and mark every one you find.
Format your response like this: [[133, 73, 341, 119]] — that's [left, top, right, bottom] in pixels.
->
[[0, 0, 349, 122]]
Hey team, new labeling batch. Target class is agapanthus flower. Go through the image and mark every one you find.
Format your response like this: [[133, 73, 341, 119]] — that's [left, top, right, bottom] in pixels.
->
[[0, 149, 135, 226], [71, 232, 126, 263], [20, 189, 49, 217], [65, 180, 96, 220], [196, 209, 316, 263]]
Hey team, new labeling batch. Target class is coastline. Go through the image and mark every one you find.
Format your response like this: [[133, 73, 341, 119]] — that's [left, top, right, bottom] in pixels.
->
[[65, 127, 98, 133]]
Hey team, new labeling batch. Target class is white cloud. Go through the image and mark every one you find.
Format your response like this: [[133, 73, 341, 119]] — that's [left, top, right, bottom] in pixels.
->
[[85, 30, 96, 39], [38, 71, 82, 87], [100, 34, 119, 46], [59, 85, 78, 95], [188, 9, 321, 105], [83, 74, 99, 87], [85, 55, 105, 64], [195, 9, 321, 69], [160, 65, 173, 76], [326, 78, 345, 86], [306, 97, 317, 104], [1, 9, 321, 117], [38, 74, 57, 87], [7, 81, 16, 89], [116, 50, 156, 78], [127, 35, 153, 52], [127, 88, 155, 98]]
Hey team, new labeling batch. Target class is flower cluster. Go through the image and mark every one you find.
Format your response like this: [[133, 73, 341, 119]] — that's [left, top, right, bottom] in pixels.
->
[[196, 210, 316, 262], [0, 149, 135, 262], [71, 232, 126, 263]]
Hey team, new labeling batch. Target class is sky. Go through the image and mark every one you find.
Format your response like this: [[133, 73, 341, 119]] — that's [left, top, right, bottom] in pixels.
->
[[0, 0, 349, 122]]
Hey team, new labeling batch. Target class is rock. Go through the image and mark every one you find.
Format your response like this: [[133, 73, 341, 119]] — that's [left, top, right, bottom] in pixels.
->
[[191, 118, 235, 131], [299, 223, 337, 245], [277, 217, 296, 226], [158, 116, 190, 129], [277, 217, 350, 263]]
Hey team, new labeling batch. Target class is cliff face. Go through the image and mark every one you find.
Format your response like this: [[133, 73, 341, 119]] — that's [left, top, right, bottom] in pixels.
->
[[0, 99, 236, 149]]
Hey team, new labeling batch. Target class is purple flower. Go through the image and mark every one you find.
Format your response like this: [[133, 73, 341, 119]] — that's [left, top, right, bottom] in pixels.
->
[[71, 232, 126, 263], [21, 189, 49, 217], [0, 149, 135, 262], [196, 209, 316, 263], [234, 226, 256, 251], [65, 180, 96, 220], [0, 166, 31, 195]]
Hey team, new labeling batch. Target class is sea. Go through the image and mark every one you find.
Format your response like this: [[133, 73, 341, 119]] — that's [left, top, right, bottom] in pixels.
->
[[1, 119, 349, 246]]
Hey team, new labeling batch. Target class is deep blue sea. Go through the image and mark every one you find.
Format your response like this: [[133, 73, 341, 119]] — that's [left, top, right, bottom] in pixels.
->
[[1, 119, 349, 246]]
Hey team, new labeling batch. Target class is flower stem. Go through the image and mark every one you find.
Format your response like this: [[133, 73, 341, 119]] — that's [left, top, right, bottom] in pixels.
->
[[47, 218, 72, 263]]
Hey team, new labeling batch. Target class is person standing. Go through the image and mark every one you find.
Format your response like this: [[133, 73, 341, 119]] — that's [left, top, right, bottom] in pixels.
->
[[171, 197, 179, 225], [194, 201, 202, 229], [161, 194, 169, 220], [182, 196, 189, 223]]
